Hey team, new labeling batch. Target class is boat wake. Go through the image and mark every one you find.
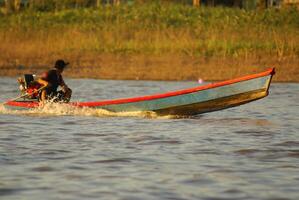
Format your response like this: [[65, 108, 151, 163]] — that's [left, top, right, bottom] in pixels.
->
[[0, 103, 179, 119]]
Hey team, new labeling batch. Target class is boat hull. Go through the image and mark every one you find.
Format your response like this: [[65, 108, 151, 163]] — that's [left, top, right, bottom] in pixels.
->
[[94, 75, 272, 115], [4, 68, 275, 116], [155, 88, 268, 116]]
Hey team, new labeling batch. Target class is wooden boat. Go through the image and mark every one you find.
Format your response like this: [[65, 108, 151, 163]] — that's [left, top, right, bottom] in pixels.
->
[[4, 68, 275, 116]]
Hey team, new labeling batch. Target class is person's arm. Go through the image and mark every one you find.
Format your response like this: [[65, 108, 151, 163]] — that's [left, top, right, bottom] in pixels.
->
[[36, 78, 49, 105], [37, 72, 50, 87], [36, 78, 49, 87], [59, 76, 70, 92]]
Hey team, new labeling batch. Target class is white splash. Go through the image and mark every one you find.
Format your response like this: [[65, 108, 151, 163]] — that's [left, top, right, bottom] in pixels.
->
[[0, 102, 178, 119]]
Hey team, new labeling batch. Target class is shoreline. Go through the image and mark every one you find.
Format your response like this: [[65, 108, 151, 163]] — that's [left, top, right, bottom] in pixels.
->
[[0, 55, 298, 82]]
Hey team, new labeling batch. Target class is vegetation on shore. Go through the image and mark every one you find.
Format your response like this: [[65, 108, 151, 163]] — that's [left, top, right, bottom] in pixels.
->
[[0, 1, 298, 81]]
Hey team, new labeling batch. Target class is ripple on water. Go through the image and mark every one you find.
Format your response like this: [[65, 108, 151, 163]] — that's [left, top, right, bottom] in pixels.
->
[[234, 148, 299, 161], [129, 135, 161, 142], [186, 148, 221, 155], [222, 189, 249, 199], [91, 158, 133, 164], [141, 140, 182, 145], [127, 135, 183, 145], [31, 166, 56, 172], [0, 188, 28, 196], [180, 174, 215, 186], [233, 130, 277, 137], [234, 148, 260, 155], [273, 141, 299, 147], [73, 133, 111, 137], [287, 151, 299, 158]]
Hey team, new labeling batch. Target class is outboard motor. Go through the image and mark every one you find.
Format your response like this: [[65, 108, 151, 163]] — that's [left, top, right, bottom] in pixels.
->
[[17, 74, 41, 100], [24, 74, 35, 89]]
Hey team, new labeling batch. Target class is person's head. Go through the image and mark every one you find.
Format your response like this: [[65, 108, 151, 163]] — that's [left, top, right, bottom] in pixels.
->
[[54, 59, 69, 73]]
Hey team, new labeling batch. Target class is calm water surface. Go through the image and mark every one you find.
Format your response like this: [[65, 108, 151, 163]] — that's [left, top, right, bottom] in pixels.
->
[[0, 77, 298, 200]]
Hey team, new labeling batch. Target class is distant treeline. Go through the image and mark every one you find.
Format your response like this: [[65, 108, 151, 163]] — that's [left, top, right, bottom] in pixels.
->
[[1, 0, 119, 12]]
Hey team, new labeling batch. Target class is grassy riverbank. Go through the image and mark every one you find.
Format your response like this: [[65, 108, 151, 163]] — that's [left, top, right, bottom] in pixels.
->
[[0, 2, 298, 81]]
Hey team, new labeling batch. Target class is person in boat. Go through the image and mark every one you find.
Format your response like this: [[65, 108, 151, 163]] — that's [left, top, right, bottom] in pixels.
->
[[37, 59, 72, 103]]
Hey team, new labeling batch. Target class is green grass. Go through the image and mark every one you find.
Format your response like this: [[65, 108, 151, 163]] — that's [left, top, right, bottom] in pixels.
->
[[0, 1, 298, 58]]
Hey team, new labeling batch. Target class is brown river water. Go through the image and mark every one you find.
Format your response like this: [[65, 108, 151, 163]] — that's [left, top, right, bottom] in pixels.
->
[[0, 77, 298, 200]]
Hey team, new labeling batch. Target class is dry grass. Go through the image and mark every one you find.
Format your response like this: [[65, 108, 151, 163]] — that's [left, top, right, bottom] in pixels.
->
[[1, 53, 298, 82], [0, 4, 298, 81]]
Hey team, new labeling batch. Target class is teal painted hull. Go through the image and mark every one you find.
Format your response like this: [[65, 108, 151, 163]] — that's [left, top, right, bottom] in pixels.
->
[[94, 76, 271, 115]]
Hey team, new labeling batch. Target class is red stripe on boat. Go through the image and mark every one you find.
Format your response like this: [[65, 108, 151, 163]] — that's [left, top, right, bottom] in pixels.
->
[[5, 101, 39, 108]]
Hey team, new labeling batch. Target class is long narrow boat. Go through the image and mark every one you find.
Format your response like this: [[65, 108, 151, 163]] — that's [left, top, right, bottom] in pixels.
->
[[4, 68, 275, 116]]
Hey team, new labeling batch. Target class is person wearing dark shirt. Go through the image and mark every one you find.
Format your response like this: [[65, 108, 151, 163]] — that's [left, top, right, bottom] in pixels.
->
[[37, 59, 72, 104]]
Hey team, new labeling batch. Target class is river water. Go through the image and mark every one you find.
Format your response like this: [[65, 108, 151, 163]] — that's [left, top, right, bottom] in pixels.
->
[[0, 77, 298, 200]]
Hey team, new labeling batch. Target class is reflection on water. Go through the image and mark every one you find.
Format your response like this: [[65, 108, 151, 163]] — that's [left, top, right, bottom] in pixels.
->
[[0, 78, 299, 200], [196, 117, 274, 126]]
